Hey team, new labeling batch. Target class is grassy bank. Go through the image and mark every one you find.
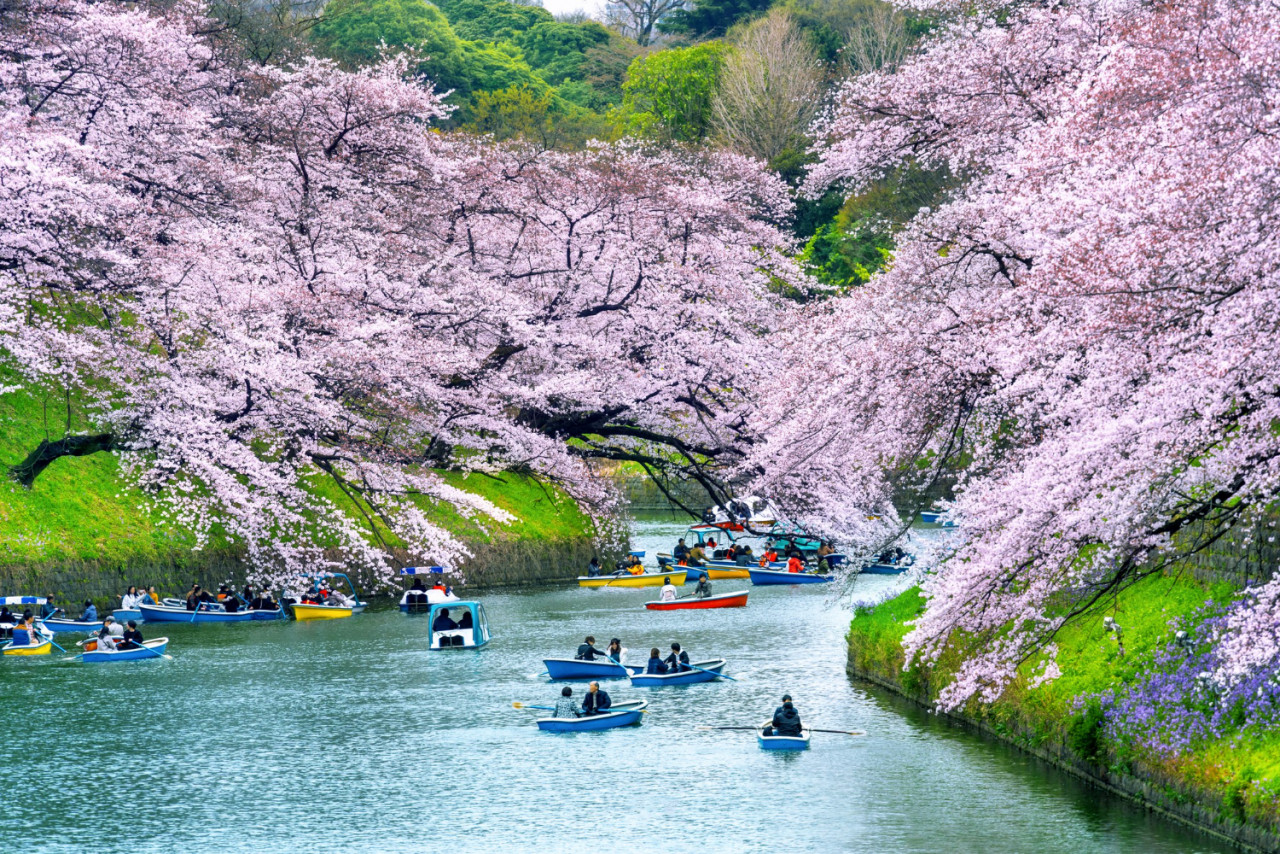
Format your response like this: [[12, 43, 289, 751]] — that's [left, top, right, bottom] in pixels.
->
[[849, 573, 1280, 849], [0, 380, 597, 597]]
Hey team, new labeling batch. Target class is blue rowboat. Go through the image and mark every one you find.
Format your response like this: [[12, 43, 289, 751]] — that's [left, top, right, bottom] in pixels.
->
[[543, 658, 643, 680], [537, 700, 647, 732], [629, 659, 726, 687], [39, 617, 104, 633], [747, 568, 832, 586], [861, 562, 908, 575], [80, 637, 169, 662], [112, 609, 143, 624], [758, 721, 811, 750], [919, 511, 956, 526], [248, 606, 286, 620], [138, 603, 253, 623]]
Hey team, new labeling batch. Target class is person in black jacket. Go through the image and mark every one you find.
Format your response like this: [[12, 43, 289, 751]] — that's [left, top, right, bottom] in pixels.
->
[[432, 608, 459, 632], [120, 620, 145, 650], [575, 636, 607, 661], [765, 694, 803, 736], [664, 642, 690, 673], [582, 682, 612, 716]]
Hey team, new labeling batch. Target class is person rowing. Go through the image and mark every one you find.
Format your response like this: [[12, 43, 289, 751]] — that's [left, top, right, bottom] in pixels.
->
[[575, 635, 607, 661], [645, 647, 668, 674], [763, 694, 803, 737], [694, 575, 713, 598], [120, 620, 145, 650], [659, 577, 678, 602], [664, 642, 690, 673], [581, 681, 612, 716], [432, 608, 459, 632]]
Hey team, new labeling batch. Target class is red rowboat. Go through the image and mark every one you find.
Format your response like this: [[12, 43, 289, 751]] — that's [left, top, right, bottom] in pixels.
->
[[644, 590, 749, 610]]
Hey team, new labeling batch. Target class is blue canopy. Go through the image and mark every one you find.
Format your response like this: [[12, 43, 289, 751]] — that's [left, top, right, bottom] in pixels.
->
[[0, 596, 47, 606], [400, 566, 447, 576], [629, 551, 645, 558]]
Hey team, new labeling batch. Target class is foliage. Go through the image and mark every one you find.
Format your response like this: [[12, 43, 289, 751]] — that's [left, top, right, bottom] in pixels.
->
[[463, 84, 607, 147], [518, 20, 611, 83], [434, 0, 552, 42], [312, 0, 463, 69], [614, 42, 729, 142], [760, 0, 1280, 711], [659, 0, 771, 40], [1, 0, 803, 587]]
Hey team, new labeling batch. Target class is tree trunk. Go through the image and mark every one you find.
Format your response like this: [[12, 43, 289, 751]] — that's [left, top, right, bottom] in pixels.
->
[[9, 433, 118, 488]]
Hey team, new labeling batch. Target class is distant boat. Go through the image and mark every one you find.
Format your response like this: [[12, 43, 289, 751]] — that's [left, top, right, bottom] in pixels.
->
[[920, 510, 957, 527], [578, 571, 686, 589], [644, 591, 748, 611], [536, 700, 648, 732], [38, 617, 104, 633], [629, 659, 728, 687], [138, 602, 253, 623], [79, 637, 169, 662], [747, 567, 832, 586], [1, 637, 52, 656], [758, 721, 811, 751], [427, 601, 491, 649], [543, 658, 642, 680]]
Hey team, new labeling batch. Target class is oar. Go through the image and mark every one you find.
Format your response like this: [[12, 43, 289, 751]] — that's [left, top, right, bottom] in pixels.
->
[[695, 725, 865, 735], [685, 661, 737, 682], [35, 626, 67, 653], [512, 702, 557, 711]]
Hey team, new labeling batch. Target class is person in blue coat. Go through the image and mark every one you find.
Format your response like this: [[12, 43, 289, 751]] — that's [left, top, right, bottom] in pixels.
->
[[645, 647, 668, 674], [80, 601, 98, 622], [581, 681, 612, 716]]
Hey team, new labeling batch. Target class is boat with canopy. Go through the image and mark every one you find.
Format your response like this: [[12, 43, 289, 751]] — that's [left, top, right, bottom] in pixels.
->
[[426, 601, 490, 649], [398, 566, 461, 613]]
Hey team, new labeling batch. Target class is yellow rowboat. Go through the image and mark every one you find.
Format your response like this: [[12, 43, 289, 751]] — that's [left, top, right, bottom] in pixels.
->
[[290, 603, 353, 621], [2, 639, 52, 656], [701, 567, 750, 580], [578, 571, 687, 589]]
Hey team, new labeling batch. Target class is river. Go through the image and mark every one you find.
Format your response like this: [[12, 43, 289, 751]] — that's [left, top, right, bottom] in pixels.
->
[[0, 518, 1231, 852]]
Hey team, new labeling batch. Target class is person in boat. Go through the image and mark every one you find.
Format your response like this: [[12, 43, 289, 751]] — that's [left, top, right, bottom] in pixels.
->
[[104, 616, 124, 638], [606, 638, 623, 663], [80, 600, 98, 622], [575, 636, 607, 661], [10, 618, 33, 647], [625, 555, 645, 576], [735, 545, 753, 567], [645, 648, 668, 674], [664, 643, 690, 673], [94, 625, 118, 652], [686, 543, 706, 568], [816, 542, 834, 572], [120, 586, 139, 610], [694, 575, 713, 598], [145, 586, 161, 605], [185, 584, 202, 611], [581, 681, 612, 716], [250, 590, 277, 611], [659, 578, 678, 602], [554, 686, 580, 718], [587, 556, 601, 577], [787, 554, 804, 574], [325, 588, 351, 608], [432, 608, 459, 632], [673, 539, 689, 562], [764, 694, 803, 737], [0, 605, 14, 627], [120, 620, 145, 650], [458, 609, 474, 629], [40, 595, 59, 620], [222, 590, 241, 613]]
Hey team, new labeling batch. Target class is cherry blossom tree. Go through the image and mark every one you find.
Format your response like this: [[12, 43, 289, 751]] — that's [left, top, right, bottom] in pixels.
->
[[0, 0, 797, 585], [784, 0, 1280, 707]]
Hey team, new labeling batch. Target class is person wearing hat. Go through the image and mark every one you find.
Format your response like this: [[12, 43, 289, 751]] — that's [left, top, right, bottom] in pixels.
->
[[553, 686, 580, 719], [765, 694, 803, 737], [581, 681, 612, 716], [104, 615, 124, 638]]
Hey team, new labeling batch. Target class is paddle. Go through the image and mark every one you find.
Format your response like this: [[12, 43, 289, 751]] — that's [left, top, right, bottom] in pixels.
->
[[696, 725, 865, 735], [34, 625, 67, 654], [685, 661, 737, 682], [512, 702, 557, 711]]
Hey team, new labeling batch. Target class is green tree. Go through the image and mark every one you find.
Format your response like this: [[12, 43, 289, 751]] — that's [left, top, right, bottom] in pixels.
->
[[434, 0, 553, 42], [613, 42, 728, 142], [312, 0, 463, 69], [659, 0, 770, 40], [463, 84, 609, 148], [518, 20, 611, 83]]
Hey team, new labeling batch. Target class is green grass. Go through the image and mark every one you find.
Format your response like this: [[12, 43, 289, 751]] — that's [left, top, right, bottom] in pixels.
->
[[848, 572, 1280, 826], [0, 376, 594, 570]]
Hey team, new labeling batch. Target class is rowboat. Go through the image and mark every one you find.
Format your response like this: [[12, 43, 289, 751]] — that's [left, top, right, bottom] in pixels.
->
[[860, 562, 908, 575], [919, 511, 957, 526], [112, 608, 143, 624], [644, 591, 748, 611], [543, 658, 642, 680], [747, 567, 832, 586], [38, 617, 104, 633], [248, 606, 287, 620], [428, 601, 490, 649], [658, 557, 752, 579], [290, 602, 352, 621], [138, 602, 254, 623], [629, 659, 727, 687], [1, 638, 52, 656], [537, 700, 648, 732], [860, 550, 914, 575], [80, 637, 169, 662], [578, 570, 687, 589], [758, 720, 811, 750]]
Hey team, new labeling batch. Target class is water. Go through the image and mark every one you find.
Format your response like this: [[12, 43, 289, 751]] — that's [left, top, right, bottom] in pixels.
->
[[0, 519, 1230, 853]]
